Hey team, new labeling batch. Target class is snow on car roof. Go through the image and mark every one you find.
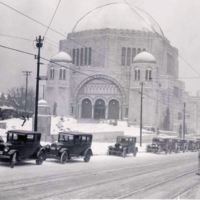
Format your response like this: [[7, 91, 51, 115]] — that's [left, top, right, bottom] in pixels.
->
[[59, 131, 92, 136], [6, 130, 41, 135]]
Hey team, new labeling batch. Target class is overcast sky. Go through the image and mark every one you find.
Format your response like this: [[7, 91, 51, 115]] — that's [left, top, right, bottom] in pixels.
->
[[1, 0, 200, 97]]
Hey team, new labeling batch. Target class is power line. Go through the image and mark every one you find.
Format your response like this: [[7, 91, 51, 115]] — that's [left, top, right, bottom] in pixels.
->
[[44, 0, 62, 37], [0, 42, 194, 114], [124, 0, 200, 77], [0, 33, 33, 41]]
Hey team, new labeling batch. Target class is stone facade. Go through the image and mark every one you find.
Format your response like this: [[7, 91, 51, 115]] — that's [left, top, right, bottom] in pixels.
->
[[45, 3, 192, 132]]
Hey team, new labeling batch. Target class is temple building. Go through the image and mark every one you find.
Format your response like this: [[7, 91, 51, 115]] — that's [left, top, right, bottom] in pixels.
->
[[45, 3, 190, 132]]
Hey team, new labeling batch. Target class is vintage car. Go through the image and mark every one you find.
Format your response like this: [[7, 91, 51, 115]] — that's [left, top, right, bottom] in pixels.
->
[[44, 131, 93, 163], [188, 140, 197, 152], [146, 137, 169, 154], [166, 138, 179, 153], [0, 130, 45, 168], [107, 136, 138, 158], [176, 139, 188, 152]]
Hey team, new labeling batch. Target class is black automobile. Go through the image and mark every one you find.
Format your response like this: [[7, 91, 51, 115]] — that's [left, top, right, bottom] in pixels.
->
[[188, 140, 197, 152], [177, 139, 188, 152], [166, 138, 179, 154], [146, 137, 169, 154], [107, 136, 138, 158], [44, 131, 93, 164], [0, 130, 45, 168]]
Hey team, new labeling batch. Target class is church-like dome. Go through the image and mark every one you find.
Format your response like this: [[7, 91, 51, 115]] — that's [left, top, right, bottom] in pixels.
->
[[133, 52, 156, 63], [50, 51, 72, 63], [72, 3, 164, 36]]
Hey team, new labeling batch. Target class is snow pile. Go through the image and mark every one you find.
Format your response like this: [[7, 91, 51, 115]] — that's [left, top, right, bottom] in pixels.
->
[[50, 116, 153, 136]]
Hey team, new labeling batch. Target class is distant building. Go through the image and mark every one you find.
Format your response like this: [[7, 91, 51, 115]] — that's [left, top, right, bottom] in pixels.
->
[[45, 3, 191, 132]]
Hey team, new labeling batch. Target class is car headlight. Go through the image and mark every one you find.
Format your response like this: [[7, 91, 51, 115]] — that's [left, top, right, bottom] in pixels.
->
[[4, 147, 9, 152], [57, 146, 61, 150]]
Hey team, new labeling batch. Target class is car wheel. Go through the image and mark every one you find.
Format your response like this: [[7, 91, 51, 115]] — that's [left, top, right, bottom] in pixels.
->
[[11, 152, 17, 169], [122, 150, 126, 158], [84, 151, 91, 162], [133, 148, 137, 157], [36, 151, 45, 165], [60, 151, 68, 164]]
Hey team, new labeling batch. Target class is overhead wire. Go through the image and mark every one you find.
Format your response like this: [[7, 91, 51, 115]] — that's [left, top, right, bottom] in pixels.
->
[[44, 0, 62, 38], [0, 2, 196, 115]]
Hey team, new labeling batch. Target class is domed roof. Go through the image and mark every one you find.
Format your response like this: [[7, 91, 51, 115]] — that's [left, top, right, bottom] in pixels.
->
[[50, 51, 72, 63], [38, 99, 47, 105], [133, 52, 156, 63], [72, 3, 164, 36]]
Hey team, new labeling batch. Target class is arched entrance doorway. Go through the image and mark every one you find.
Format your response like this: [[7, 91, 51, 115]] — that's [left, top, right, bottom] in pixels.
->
[[81, 98, 92, 118], [94, 99, 105, 119], [108, 99, 119, 119]]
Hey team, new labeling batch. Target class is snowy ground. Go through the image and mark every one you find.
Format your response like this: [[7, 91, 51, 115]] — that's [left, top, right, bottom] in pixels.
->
[[0, 116, 153, 154]]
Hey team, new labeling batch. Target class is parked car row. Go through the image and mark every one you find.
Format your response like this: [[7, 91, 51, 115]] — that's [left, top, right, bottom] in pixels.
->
[[0, 130, 199, 168], [0, 130, 93, 168], [146, 137, 200, 154]]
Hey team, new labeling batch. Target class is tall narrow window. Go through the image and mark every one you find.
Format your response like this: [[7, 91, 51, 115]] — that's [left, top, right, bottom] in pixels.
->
[[127, 48, 131, 66], [134, 67, 140, 80], [132, 48, 136, 62], [53, 69, 54, 79], [121, 47, 126, 66], [72, 49, 75, 64], [142, 48, 146, 52], [60, 69, 62, 80], [80, 48, 83, 66], [145, 70, 148, 80], [137, 48, 141, 54], [85, 48, 87, 65], [135, 70, 137, 80], [89, 47, 92, 65], [145, 67, 152, 81], [63, 69, 66, 79], [50, 69, 52, 79], [76, 49, 79, 66]]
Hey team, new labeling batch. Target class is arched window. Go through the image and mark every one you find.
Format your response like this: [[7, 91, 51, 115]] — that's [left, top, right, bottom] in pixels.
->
[[89, 47, 92, 65], [76, 49, 79, 66], [142, 48, 146, 52], [80, 48, 83, 66], [72, 49, 75, 64], [127, 48, 131, 66], [59, 69, 62, 80], [134, 67, 140, 81], [121, 47, 126, 66], [50, 68, 54, 79], [137, 48, 141, 54], [63, 69, 66, 79], [132, 48, 136, 62], [85, 47, 87, 65], [145, 67, 152, 81]]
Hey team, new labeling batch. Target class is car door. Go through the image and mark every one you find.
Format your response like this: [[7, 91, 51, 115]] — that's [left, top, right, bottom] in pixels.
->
[[25, 134, 36, 158]]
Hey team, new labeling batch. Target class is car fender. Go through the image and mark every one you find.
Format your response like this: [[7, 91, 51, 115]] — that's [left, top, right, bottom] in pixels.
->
[[7, 149, 18, 156], [83, 148, 93, 156], [59, 148, 68, 154], [37, 147, 46, 158]]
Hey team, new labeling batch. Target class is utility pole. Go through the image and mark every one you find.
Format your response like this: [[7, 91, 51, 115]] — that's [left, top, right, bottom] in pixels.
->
[[40, 85, 45, 99], [22, 71, 32, 114], [34, 35, 44, 132], [140, 82, 144, 147], [183, 102, 186, 139]]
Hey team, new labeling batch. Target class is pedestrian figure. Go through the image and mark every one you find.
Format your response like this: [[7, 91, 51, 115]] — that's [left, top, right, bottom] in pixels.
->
[[27, 115, 29, 120], [197, 150, 200, 175], [21, 115, 26, 126]]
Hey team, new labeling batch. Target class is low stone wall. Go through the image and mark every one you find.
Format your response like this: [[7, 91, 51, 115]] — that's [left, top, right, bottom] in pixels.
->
[[91, 131, 124, 142], [0, 122, 6, 129], [159, 130, 178, 136], [47, 131, 124, 143], [136, 134, 157, 144]]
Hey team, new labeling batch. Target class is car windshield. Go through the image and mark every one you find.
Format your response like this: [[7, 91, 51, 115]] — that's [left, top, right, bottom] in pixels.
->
[[153, 139, 163, 143], [117, 137, 129, 144], [58, 134, 74, 143], [7, 132, 26, 143]]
